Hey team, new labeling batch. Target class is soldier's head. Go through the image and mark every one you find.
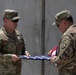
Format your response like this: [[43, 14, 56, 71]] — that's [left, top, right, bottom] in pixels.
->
[[3, 9, 20, 22], [3, 9, 20, 31], [52, 10, 73, 33]]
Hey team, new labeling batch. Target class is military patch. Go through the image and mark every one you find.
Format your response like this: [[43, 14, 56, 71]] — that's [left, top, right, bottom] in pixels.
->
[[61, 43, 66, 49], [59, 35, 72, 54]]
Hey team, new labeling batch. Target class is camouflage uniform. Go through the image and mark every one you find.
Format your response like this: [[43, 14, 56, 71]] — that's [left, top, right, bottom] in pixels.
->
[[52, 10, 76, 75], [0, 27, 26, 75], [55, 25, 76, 75]]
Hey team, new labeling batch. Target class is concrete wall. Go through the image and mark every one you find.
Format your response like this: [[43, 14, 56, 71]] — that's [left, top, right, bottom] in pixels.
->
[[0, 0, 76, 75]]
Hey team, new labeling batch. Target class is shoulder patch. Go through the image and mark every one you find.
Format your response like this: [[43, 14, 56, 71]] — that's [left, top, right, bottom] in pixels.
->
[[59, 36, 72, 54]]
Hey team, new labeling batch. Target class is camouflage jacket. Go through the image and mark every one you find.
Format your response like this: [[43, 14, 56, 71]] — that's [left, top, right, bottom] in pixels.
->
[[0, 27, 26, 75], [54, 24, 76, 75]]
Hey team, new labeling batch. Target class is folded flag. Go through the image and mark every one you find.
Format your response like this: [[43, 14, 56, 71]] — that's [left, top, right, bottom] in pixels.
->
[[19, 55, 51, 61]]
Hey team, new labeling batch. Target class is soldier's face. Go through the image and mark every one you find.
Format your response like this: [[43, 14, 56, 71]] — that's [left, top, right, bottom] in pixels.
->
[[58, 20, 67, 33], [6, 19, 19, 30]]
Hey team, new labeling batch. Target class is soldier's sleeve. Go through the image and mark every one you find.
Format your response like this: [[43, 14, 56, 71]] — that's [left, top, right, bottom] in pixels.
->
[[22, 40, 26, 55], [53, 35, 74, 68], [20, 33, 26, 55], [0, 38, 12, 62]]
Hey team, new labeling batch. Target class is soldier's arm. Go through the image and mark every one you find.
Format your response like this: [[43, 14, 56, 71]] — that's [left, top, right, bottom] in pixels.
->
[[0, 39, 20, 64], [21, 34, 31, 56], [50, 35, 74, 68]]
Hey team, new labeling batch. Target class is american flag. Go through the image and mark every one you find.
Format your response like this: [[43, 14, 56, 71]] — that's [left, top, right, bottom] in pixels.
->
[[48, 46, 58, 57]]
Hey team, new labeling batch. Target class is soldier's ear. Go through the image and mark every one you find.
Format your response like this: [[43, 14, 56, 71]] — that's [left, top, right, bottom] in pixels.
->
[[63, 20, 68, 25], [3, 18, 8, 22]]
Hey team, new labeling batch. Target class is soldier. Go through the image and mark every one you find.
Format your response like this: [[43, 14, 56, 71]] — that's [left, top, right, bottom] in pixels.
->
[[50, 10, 76, 75], [0, 9, 31, 75]]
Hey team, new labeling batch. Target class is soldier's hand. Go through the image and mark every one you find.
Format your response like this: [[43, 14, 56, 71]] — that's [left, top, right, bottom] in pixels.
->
[[25, 51, 31, 56], [12, 54, 20, 62], [50, 56, 57, 62], [48, 50, 52, 56]]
